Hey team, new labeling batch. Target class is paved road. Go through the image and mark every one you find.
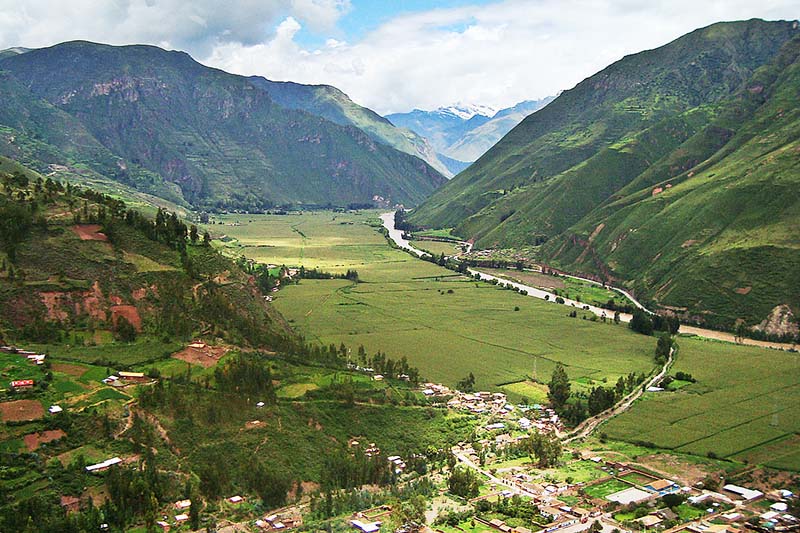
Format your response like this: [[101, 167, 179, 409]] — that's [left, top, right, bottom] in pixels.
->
[[381, 212, 797, 351]]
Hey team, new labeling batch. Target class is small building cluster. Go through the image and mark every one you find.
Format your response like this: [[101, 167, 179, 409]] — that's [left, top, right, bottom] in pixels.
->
[[255, 509, 303, 531], [1, 345, 47, 365]]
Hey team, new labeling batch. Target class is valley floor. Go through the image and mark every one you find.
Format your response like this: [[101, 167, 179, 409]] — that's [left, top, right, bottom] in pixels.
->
[[212, 209, 800, 471]]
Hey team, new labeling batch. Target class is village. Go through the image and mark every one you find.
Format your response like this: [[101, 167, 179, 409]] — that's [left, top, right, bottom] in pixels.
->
[[1, 342, 797, 533]]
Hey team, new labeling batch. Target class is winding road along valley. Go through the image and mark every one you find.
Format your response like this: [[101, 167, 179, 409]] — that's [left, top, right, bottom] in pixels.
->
[[380, 212, 796, 351]]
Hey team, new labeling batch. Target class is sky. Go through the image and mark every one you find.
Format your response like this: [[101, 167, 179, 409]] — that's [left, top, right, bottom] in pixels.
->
[[0, 1, 797, 114]]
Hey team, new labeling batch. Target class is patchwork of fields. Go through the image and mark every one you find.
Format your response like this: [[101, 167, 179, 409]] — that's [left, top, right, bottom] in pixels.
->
[[219, 212, 656, 391], [210, 211, 800, 469], [603, 338, 800, 470]]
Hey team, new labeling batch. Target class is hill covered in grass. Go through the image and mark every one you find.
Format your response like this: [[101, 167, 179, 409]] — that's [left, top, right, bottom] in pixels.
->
[[0, 159, 472, 531], [0, 41, 446, 212], [410, 19, 800, 332]]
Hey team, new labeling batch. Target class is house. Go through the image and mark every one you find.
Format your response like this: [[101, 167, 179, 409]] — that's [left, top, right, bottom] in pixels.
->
[[513, 527, 532, 533], [645, 479, 678, 494], [49, 405, 63, 414], [10, 379, 34, 389], [351, 519, 381, 533], [174, 499, 192, 510], [722, 484, 763, 501], [85, 457, 122, 473], [228, 495, 244, 504], [118, 371, 148, 382], [489, 518, 507, 530], [657, 509, 678, 521], [175, 514, 189, 522], [156, 520, 170, 531]]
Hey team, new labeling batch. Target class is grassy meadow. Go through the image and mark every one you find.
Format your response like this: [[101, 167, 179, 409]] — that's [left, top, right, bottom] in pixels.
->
[[603, 337, 800, 470], [216, 211, 656, 391]]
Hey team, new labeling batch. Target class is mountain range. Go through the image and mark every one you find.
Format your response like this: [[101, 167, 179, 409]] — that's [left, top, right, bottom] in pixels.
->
[[386, 98, 554, 174], [0, 41, 446, 211], [410, 19, 800, 331]]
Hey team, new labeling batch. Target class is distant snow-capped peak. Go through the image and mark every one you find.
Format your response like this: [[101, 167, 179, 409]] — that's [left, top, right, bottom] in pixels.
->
[[436, 102, 497, 120]]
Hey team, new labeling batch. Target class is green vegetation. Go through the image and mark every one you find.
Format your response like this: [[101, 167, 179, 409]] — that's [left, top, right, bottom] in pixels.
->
[[0, 41, 445, 211], [604, 337, 800, 470], [249, 77, 451, 177], [410, 20, 800, 332], [218, 212, 658, 394], [582, 478, 630, 499]]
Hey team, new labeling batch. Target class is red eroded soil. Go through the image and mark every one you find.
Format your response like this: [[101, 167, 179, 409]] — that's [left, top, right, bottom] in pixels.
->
[[111, 305, 142, 331], [24, 429, 67, 451], [0, 400, 45, 422], [71, 224, 108, 241]]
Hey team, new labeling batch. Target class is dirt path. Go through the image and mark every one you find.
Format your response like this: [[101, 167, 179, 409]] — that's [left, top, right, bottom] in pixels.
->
[[562, 347, 673, 444]]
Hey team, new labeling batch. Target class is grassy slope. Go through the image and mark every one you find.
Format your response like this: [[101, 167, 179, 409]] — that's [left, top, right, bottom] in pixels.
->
[[546, 35, 800, 328], [411, 20, 797, 233], [410, 20, 800, 329], [0, 41, 445, 210]]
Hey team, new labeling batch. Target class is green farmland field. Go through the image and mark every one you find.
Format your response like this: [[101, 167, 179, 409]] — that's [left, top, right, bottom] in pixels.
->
[[221, 211, 656, 391], [603, 338, 800, 470]]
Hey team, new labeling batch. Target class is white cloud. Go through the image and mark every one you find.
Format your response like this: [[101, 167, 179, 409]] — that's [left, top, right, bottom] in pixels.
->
[[0, 0, 797, 114], [201, 0, 800, 114], [0, 0, 350, 55]]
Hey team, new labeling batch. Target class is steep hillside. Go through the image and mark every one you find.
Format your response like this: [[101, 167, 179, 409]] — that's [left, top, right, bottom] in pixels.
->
[[410, 19, 800, 332], [546, 34, 800, 331], [0, 41, 445, 211], [411, 19, 798, 232], [386, 98, 553, 172], [0, 161, 290, 349], [248, 77, 452, 177]]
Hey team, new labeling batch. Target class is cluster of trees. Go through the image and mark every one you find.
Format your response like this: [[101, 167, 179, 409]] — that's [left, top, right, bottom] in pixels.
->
[[629, 309, 680, 336], [354, 345, 421, 384], [308, 478, 434, 523], [321, 449, 395, 491], [518, 431, 562, 468], [299, 266, 359, 281], [213, 354, 277, 402], [655, 334, 673, 364], [548, 363, 645, 425], [394, 209, 417, 232], [475, 495, 543, 526], [448, 466, 481, 498], [457, 372, 476, 392]]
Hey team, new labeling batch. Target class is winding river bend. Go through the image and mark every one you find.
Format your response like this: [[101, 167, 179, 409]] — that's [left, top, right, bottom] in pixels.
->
[[380, 212, 796, 351]]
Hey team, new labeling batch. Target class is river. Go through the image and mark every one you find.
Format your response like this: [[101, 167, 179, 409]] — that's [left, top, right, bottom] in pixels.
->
[[380, 212, 796, 351]]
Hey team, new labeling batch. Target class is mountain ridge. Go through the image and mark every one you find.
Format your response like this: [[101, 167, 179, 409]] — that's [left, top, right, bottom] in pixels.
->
[[409, 18, 800, 330], [0, 40, 446, 210], [386, 97, 554, 173]]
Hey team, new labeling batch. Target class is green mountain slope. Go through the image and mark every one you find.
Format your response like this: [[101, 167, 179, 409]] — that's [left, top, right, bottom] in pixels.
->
[[248, 77, 452, 177], [546, 35, 800, 330], [411, 19, 798, 232], [0, 41, 445, 210], [410, 19, 800, 331]]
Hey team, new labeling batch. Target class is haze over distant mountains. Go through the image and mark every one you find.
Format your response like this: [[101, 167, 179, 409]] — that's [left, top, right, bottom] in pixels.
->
[[386, 98, 555, 175]]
